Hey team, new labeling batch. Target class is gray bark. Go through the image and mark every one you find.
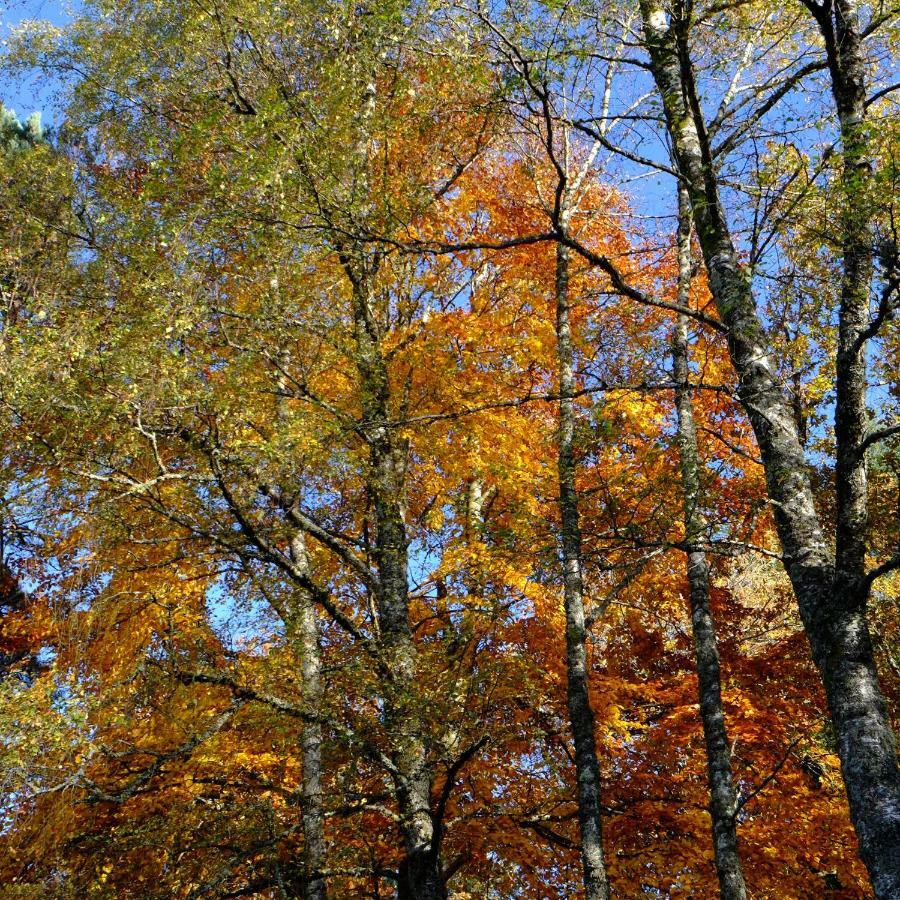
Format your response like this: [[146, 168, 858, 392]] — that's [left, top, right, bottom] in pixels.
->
[[810, 0, 872, 597], [673, 187, 747, 900], [638, 3, 900, 893], [288, 533, 328, 900], [811, 2, 900, 890], [347, 264, 444, 900], [555, 226, 611, 900], [327, 38, 443, 891]]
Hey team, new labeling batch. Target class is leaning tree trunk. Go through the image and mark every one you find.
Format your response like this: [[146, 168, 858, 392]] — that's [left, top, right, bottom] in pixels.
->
[[555, 225, 611, 900], [637, 3, 900, 893], [672, 187, 747, 900], [289, 533, 328, 900], [348, 264, 444, 900]]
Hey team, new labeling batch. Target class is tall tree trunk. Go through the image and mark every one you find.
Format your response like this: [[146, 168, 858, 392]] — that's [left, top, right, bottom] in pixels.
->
[[289, 533, 328, 900], [812, 0, 872, 614], [348, 265, 444, 900], [276, 350, 329, 900], [812, 2, 899, 888], [637, 4, 900, 893], [555, 225, 611, 900], [673, 187, 747, 900], [333, 30, 442, 888]]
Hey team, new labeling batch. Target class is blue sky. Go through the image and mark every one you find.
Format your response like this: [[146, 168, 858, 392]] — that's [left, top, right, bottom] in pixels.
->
[[1, 0, 77, 125]]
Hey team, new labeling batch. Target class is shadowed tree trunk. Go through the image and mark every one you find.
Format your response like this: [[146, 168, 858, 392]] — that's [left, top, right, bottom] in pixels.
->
[[637, 2, 900, 892], [346, 260, 445, 900], [672, 186, 747, 900]]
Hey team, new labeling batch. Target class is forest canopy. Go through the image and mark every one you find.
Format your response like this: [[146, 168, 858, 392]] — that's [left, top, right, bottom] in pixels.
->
[[0, 0, 898, 897]]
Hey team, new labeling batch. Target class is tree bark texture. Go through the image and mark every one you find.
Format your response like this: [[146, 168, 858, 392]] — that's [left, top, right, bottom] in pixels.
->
[[555, 228, 611, 900], [673, 186, 747, 900], [349, 267, 445, 900], [288, 533, 328, 900]]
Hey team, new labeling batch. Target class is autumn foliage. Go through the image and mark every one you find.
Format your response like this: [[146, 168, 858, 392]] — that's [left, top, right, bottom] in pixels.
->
[[0, 0, 897, 897]]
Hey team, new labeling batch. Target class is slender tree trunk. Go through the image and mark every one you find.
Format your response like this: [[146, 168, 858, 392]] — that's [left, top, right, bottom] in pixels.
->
[[638, 5, 899, 893], [833, 78, 871, 586], [348, 266, 444, 900], [555, 226, 611, 900], [288, 533, 328, 900], [815, 0, 873, 608], [332, 33, 442, 889], [276, 349, 329, 900], [672, 187, 747, 900]]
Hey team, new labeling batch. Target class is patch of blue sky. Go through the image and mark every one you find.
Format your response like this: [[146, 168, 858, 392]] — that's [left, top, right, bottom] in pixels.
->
[[406, 532, 443, 594], [205, 575, 280, 653], [2, 1, 81, 125]]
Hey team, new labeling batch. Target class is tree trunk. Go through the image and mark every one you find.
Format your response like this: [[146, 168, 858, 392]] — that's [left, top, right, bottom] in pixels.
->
[[288, 533, 328, 900], [348, 266, 445, 900], [817, 0, 872, 612], [638, 4, 900, 893], [555, 229, 611, 900], [672, 187, 747, 900], [815, 2, 899, 890]]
